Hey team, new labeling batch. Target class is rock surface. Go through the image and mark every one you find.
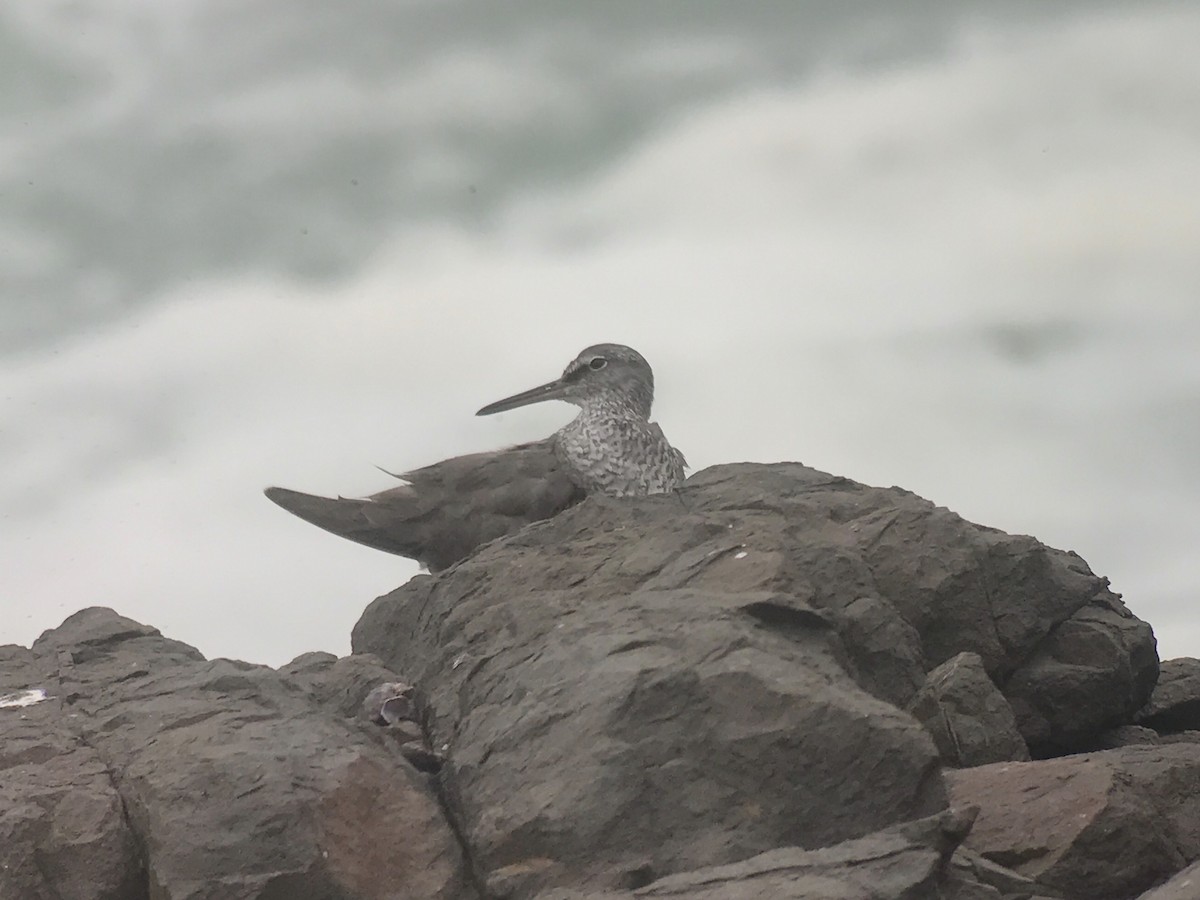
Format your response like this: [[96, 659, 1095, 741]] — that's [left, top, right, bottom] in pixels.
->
[[353, 540, 945, 888], [358, 463, 1155, 752], [1090, 724, 1162, 750], [1137, 657, 1200, 734], [0, 644, 142, 900], [947, 744, 1200, 899], [2, 608, 476, 900], [531, 809, 992, 900], [352, 463, 1157, 894], [908, 651, 1030, 766], [1137, 860, 1200, 899], [358, 577, 946, 895], [1, 463, 1179, 900]]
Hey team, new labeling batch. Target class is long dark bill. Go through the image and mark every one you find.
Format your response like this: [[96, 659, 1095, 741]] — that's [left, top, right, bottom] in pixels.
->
[[476, 379, 569, 416]]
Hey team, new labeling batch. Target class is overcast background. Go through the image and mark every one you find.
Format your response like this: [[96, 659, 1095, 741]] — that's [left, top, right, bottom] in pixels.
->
[[3, 1, 1197, 666]]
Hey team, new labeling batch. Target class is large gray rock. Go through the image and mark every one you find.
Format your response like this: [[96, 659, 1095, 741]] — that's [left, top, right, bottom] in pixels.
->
[[357, 575, 945, 897], [0, 644, 142, 900], [947, 744, 1200, 899], [907, 651, 1030, 766], [353, 462, 1156, 894], [20, 608, 476, 900], [1137, 657, 1200, 734], [360, 460, 1154, 740], [532, 809, 981, 900], [4, 462, 1163, 900], [355, 578, 945, 897]]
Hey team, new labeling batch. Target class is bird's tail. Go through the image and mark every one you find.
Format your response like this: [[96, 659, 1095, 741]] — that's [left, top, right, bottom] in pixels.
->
[[263, 486, 414, 557]]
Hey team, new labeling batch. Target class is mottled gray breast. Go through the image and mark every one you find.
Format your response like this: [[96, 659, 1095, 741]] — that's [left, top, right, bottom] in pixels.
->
[[554, 405, 686, 497]]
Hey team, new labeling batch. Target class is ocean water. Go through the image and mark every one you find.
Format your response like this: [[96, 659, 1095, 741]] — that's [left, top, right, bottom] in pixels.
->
[[2, 1, 1197, 665]]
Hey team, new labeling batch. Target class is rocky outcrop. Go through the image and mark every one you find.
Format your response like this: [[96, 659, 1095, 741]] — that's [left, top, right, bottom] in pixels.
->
[[357, 463, 1155, 754], [907, 651, 1030, 766], [352, 503, 949, 891], [947, 744, 1200, 899], [1, 463, 1178, 900], [1, 609, 476, 900], [352, 463, 1159, 896]]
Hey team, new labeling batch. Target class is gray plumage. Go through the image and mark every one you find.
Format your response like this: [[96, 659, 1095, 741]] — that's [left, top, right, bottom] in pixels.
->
[[264, 342, 686, 571]]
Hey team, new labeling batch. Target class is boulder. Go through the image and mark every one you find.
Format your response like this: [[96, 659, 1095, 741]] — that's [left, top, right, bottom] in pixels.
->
[[907, 651, 1030, 766], [530, 808, 984, 900], [0, 643, 142, 900], [3, 462, 1166, 900], [1137, 658, 1200, 733], [1137, 861, 1200, 899], [1089, 725, 1161, 750], [358, 461, 1154, 745], [353, 462, 1157, 894], [947, 744, 1200, 899], [20, 608, 476, 900], [355, 578, 945, 897], [357, 573, 945, 896]]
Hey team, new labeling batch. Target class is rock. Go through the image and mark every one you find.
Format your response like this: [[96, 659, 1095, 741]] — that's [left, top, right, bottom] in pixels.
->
[[23, 607, 476, 900], [947, 744, 1200, 899], [731, 461, 1156, 756], [1137, 657, 1200, 733], [1002, 605, 1158, 756], [282, 652, 442, 774], [387, 718, 425, 744], [352, 462, 1157, 893], [360, 681, 417, 725], [1158, 730, 1200, 745], [277, 649, 339, 673], [0, 643, 142, 900], [279, 649, 405, 719], [946, 848, 1061, 900], [834, 593, 926, 708], [530, 808, 979, 899], [3, 462, 1166, 900], [398, 741, 446, 773], [1089, 724, 1161, 750], [355, 581, 946, 894], [1138, 860, 1200, 899], [359, 461, 1153, 744], [697, 465, 1142, 755], [907, 651, 1030, 766]]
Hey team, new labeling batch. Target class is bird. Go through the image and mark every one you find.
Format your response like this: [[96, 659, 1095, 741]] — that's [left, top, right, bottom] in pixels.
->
[[264, 343, 686, 571]]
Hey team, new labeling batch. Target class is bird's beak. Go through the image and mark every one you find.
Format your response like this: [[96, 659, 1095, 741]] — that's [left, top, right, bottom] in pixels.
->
[[476, 378, 570, 416]]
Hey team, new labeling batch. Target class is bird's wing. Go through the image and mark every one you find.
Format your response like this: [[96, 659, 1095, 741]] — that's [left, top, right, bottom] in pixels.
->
[[648, 422, 688, 471], [264, 439, 584, 570]]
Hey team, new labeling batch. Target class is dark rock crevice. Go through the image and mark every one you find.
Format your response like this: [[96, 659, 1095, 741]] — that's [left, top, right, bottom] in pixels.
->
[[418, 699, 497, 900]]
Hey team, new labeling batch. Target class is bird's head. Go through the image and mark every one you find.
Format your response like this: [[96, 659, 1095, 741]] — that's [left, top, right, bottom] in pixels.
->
[[476, 343, 655, 419]]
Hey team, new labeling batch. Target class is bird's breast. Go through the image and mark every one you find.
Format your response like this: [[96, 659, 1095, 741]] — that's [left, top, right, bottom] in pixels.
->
[[554, 414, 684, 497]]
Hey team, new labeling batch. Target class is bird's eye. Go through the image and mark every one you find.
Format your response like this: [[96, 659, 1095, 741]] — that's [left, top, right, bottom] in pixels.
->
[[589, 357, 607, 370]]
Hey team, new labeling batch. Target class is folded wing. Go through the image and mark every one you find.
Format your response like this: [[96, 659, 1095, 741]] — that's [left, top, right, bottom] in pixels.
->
[[264, 439, 584, 571]]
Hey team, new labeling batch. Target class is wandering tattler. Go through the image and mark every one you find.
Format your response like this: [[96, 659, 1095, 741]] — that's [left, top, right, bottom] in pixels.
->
[[264, 343, 686, 571]]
